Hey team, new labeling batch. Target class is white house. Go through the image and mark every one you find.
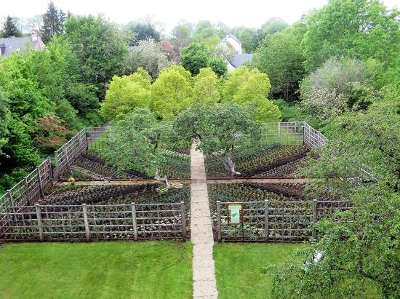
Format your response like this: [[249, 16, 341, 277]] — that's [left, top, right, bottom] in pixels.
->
[[220, 34, 253, 71]]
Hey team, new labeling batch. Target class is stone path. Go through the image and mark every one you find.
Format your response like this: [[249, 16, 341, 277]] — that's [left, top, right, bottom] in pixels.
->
[[190, 144, 218, 299]]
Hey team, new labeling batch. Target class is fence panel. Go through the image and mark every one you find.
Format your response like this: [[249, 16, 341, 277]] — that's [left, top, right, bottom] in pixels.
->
[[303, 122, 328, 148], [216, 200, 351, 242], [0, 202, 186, 242]]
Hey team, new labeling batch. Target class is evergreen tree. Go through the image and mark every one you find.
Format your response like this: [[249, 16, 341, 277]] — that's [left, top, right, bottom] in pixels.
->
[[40, 2, 66, 43], [2, 16, 22, 38]]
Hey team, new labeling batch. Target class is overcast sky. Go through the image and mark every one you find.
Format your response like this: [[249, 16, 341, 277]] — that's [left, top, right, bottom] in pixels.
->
[[1, 0, 399, 34]]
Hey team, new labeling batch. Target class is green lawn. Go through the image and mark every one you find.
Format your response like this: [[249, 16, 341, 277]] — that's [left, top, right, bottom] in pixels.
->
[[214, 243, 307, 299], [0, 241, 192, 299]]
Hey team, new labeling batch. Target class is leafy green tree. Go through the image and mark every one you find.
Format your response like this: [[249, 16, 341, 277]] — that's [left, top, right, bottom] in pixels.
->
[[256, 18, 288, 45], [209, 57, 227, 77], [97, 108, 171, 177], [192, 21, 221, 51], [0, 88, 10, 158], [254, 24, 306, 100], [2, 16, 22, 38], [101, 68, 152, 120], [193, 68, 220, 105], [40, 1, 66, 43], [170, 22, 192, 58], [174, 103, 261, 176], [232, 27, 258, 53], [126, 38, 170, 78], [222, 66, 281, 122], [273, 94, 400, 298], [180, 42, 210, 75], [65, 15, 129, 97], [300, 57, 379, 120], [150, 65, 193, 120], [127, 22, 160, 45], [302, 0, 400, 72]]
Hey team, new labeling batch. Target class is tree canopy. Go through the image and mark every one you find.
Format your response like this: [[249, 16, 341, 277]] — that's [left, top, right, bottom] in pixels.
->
[[1, 16, 22, 38], [40, 1, 66, 43], [180, 42, 210, 75], [193, 68, 220, 105]]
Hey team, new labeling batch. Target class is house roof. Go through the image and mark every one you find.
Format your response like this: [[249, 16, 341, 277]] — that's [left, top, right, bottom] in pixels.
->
[[0, 35, 44, 56], [230, 53, 253, 68]]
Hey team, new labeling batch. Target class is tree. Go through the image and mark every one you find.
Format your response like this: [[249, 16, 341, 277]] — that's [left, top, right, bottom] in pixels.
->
[[272, 94, 400, 298], [65, 16, 129, 97], [193, 68, 220, 105], [254, 24, 305, 100], [2, 16, 22, 38], [222, 66, 281, 122], [127, 22, 160, 45], [300, 57, 379, 120], [101, 68, 152, 120], [302, 0, 400, 72], [192, 21, 221, 51], [126, 38, 170, 78], [209, 57, 227, 77], [40, 1, 66, 43], [170, 22, 192, 59], [97, 108, 171, 178], [232, 27, 258, 53], [150, 65, 193, 120], [174, 103, 261, 176], [180, 42, 210, 75], [256, 18, 288, 45], [0, 88, 10, 158]]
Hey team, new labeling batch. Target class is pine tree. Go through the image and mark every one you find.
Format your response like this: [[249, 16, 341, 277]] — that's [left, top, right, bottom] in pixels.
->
[[40, 2, 66, 43], [2, 16, 22, 38]]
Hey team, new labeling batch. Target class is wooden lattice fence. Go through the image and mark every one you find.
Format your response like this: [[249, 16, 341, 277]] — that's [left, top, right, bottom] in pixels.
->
[[215, 199, 351, 242], [0, 202, 187, 242]]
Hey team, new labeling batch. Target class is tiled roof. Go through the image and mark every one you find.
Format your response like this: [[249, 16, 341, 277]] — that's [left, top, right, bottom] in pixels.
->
[[0, 36, 44, 56]]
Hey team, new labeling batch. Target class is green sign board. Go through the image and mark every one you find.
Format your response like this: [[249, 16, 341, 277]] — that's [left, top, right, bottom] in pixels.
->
[[228, 204, 242, 224]]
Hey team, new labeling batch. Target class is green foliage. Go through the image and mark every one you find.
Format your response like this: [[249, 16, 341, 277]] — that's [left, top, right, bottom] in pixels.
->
[[302, 0, 400, 72], [101, 69, 152, 120], [174, 103, 261, 176], [96, 109, 172, 177], [256, 18, 288, 46], [127, 22, 160, 45], [208, 57, 227, 77], [300, 57, 379, 120], [0, 88, 10, 157], [40, 1, 66, 43], [150, 65, 193, 120], [65, 15, 129, 97], [222, 66, 281, 122], [126, 38, 170, 78], [231, 27, 259, 53], [180, 42, 210, 75], [193, 68, 220, 105], [192, 21, 221, 51], [1, 16, 22, 38], [170, 22, 192, 57], [254, 24, 305, 100]]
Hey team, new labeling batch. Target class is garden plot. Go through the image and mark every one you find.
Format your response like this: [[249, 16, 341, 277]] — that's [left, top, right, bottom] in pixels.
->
[[205, 144, 308, 178]]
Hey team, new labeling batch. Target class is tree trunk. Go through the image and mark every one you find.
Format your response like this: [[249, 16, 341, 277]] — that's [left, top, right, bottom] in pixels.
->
[[222, 155, 240, 177]]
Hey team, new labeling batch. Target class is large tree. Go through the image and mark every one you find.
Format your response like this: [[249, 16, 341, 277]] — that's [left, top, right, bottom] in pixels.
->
[[254, 24, 306, 100], [174, 103, 261, 176], [2, 16, 22, 38], [193, 68, 220, 105], [150, 65, 193, 120], [180, 42, 210, 75], [0, 88, 10, 158], [64, 15, 129, 97], [302, 0, 400, 72], [127, 22, 160, 45], [222, 66, 281, 122], [40, 1, 66, 43], [101, 68, 152, 120]]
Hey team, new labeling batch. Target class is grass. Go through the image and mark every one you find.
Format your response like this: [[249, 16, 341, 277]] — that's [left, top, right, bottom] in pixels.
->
[[0, 241, 192, 299], [214, 243, 307, 299]]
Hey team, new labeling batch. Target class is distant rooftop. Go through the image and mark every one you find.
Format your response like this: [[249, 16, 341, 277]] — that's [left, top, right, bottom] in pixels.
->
[[230, 53, 253, 68], [0, 30, 44, 57]]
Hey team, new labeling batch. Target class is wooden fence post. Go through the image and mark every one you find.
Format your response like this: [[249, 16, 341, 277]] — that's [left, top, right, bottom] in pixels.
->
[[277, 122, 281, 144], [181, 201, 186, 241], [38, 169, 44, 198], [264, 200, 269, 241], [82, 204, 90, 241], [312, 199, 317, 240], [217, 201, 222, 241], [131, 202, 138, 240], [7, 190, 14, 208], [35, 204, 43, 241]]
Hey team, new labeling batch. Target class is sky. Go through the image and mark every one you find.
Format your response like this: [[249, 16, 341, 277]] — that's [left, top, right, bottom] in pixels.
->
[[1, 0, 399, 34]]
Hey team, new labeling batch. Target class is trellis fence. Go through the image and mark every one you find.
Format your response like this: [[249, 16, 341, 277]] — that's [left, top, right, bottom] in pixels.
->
[[215, 199, 351, 242], [0, 202, 187, 242], [0, 126, 107, 217]]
